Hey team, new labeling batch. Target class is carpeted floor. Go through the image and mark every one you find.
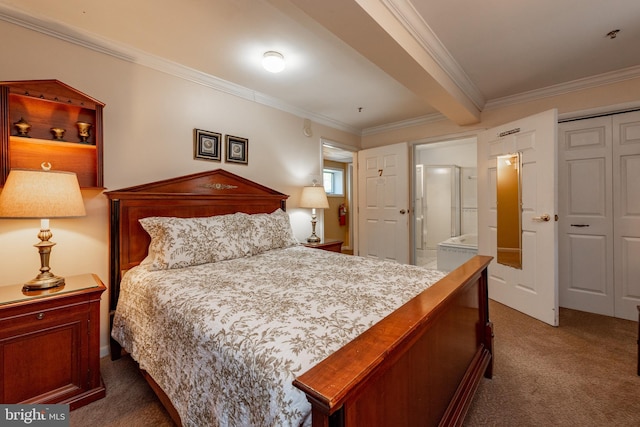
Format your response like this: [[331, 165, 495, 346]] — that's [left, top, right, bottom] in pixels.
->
[[71, 351, 174, 427], [464, 302, 639, 426], [70, 301, 640, 426]]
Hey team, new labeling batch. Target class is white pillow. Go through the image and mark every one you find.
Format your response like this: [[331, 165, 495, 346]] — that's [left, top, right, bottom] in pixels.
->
[[246, 209, 298, 255], [139, 212, 250, 270]]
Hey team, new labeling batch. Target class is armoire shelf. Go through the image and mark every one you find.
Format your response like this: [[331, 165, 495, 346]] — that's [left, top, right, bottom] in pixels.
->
[[0, 80, 105, 188]]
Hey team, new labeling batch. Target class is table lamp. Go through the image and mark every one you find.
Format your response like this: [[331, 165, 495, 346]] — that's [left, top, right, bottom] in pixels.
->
[[0, 164, 86, 290], [299, 183, 329, 243]]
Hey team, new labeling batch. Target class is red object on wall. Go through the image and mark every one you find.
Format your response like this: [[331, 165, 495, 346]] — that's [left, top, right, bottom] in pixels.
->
[[339, 203, 347, 226]]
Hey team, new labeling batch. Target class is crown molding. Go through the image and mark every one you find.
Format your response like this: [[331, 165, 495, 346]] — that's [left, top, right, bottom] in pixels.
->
[[383, 0, 486, 110], [0, 4, 360, 135], [0, 4, 133, 62], [362, 112, 446, 136], [558, 100, 640, 122], [365, 64, 640, 135], [485, 65, 640, 111]]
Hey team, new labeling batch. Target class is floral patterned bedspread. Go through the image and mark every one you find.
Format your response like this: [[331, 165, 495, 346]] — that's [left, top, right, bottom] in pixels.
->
[[111, 245, 446, 427]]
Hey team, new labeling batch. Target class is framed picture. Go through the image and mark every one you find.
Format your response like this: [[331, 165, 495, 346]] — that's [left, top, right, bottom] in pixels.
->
[[194, 129, 222, 162], [225, 135, 248, 164]]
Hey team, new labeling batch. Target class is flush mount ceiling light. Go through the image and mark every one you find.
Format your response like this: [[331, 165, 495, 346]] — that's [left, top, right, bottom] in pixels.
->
[[262, 51, 285, 73]]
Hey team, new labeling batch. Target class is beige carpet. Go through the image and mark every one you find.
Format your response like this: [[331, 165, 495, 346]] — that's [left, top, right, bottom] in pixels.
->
[[71, 301, 640, 426], [465, 302, 639, 426], [71, 352, 174, 426]]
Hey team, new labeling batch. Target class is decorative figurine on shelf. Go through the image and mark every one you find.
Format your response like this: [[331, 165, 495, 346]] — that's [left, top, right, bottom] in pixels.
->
[[14, 117, 31, 137], [76, 121, 92, 143], [50, 127, 65, 141]]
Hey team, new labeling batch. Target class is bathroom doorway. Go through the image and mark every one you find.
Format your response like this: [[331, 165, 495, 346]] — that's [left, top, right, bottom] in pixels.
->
[[413, 137, 477, 270], [322, 140, 356, 254]]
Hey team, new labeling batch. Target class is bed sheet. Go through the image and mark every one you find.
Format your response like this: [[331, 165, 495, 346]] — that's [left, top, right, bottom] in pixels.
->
[[111, 245, 446, 426]]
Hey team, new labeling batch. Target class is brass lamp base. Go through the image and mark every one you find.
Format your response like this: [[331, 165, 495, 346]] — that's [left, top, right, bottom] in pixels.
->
[[22, 227, 66, 291], [23, 272, 65, 291]]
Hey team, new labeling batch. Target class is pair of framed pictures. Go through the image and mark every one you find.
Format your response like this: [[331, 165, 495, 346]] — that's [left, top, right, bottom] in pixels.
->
[[194, 129, 248, 164]]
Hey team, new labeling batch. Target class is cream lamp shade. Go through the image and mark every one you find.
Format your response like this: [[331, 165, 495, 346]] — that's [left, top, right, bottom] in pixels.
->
[[299, 185, 329, 243], [0, 168, 86, 218], [299, 185, 329, 210], [0, 166, 86, 290]]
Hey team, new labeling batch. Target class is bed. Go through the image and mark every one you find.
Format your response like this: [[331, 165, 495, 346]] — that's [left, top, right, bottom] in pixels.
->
[[106, 169, 493, 427]]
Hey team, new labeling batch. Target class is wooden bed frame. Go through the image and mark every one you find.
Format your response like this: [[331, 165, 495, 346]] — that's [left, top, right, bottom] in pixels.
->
[[106, 169, 493, 427]]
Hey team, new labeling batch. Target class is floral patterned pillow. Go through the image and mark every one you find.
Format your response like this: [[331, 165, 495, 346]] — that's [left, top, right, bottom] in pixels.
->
[[139, 213, 251, 270], [246, 209, 298, 255]]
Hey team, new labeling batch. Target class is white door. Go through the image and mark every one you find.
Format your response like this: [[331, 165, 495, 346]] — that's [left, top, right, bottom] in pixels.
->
[[478, 109, 559, 326], [357, 142, 410, 263], [612, 111, 640, 320], [558, 116, 614, 316]]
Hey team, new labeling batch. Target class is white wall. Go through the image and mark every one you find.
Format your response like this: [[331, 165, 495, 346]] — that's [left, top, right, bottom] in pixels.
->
[[363, 78, 640, 149], [0, 20, 359, 356], [415, 138, 476, 168]]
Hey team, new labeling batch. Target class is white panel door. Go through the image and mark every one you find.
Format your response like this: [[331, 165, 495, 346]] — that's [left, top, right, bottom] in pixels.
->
[[357, 142, 409, 263], [558, 116, 614, 315], [478, 109, 559, 326], [613, 111, 640, 320]]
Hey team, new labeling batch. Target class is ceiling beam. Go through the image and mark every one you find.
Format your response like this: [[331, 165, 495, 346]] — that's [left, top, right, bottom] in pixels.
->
[[287, 0, 481, 125]]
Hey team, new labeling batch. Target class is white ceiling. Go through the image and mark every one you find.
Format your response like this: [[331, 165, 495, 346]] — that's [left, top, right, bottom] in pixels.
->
[[2, 0, 639, 134]]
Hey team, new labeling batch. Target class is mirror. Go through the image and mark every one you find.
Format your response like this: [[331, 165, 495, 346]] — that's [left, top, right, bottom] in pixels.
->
[[496, 153, 522, 269]]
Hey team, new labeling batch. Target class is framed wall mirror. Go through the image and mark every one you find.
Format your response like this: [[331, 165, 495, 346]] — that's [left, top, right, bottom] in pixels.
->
[[496, 152, 522, 269]]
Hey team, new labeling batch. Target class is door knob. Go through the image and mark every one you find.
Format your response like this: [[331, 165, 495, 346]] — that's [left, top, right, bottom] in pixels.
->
[[532, 214, 550, 222], [399, 209, 407, 214]]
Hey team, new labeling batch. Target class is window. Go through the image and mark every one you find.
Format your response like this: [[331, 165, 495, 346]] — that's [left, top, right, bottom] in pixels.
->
[[323, 168, 344, 196]]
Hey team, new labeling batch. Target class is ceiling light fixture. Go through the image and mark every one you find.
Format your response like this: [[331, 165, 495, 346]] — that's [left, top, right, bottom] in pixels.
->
[[262, 51, 285, 73]]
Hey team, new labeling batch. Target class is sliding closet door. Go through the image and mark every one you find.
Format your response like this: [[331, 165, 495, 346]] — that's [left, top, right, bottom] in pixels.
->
[[612, 111, 640, 320], [559, 110, 640, 321], [558, 116, 614, 316]]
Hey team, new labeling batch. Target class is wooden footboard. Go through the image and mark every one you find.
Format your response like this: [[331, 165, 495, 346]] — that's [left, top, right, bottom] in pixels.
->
[[293, 255, 493, 427]]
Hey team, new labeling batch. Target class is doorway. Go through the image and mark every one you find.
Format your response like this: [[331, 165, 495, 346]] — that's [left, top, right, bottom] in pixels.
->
[[322, 140, 355, 253], [413, 138, 477, 270]]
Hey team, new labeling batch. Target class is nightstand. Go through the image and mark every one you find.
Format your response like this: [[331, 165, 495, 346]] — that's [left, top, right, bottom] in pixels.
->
[[0, 273, 106, 409], [303, 239, 343, 253]]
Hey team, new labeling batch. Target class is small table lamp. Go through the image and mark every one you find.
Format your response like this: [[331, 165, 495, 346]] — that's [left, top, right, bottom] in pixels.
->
[[299, 184, 329, 243], [0, 164, 86, 290]]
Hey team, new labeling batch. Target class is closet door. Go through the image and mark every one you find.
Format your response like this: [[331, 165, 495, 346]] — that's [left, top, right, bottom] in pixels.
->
[[558, 116, 614, 316], [559, 110, 640, 321], [612, 110, 640, 320]]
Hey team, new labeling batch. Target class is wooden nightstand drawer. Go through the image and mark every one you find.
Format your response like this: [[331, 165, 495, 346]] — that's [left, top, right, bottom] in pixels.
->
[[0, 301, 88, 338]]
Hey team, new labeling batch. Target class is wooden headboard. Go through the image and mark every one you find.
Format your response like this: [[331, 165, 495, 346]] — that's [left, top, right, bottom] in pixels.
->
[[104, 169, 289, 318]]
